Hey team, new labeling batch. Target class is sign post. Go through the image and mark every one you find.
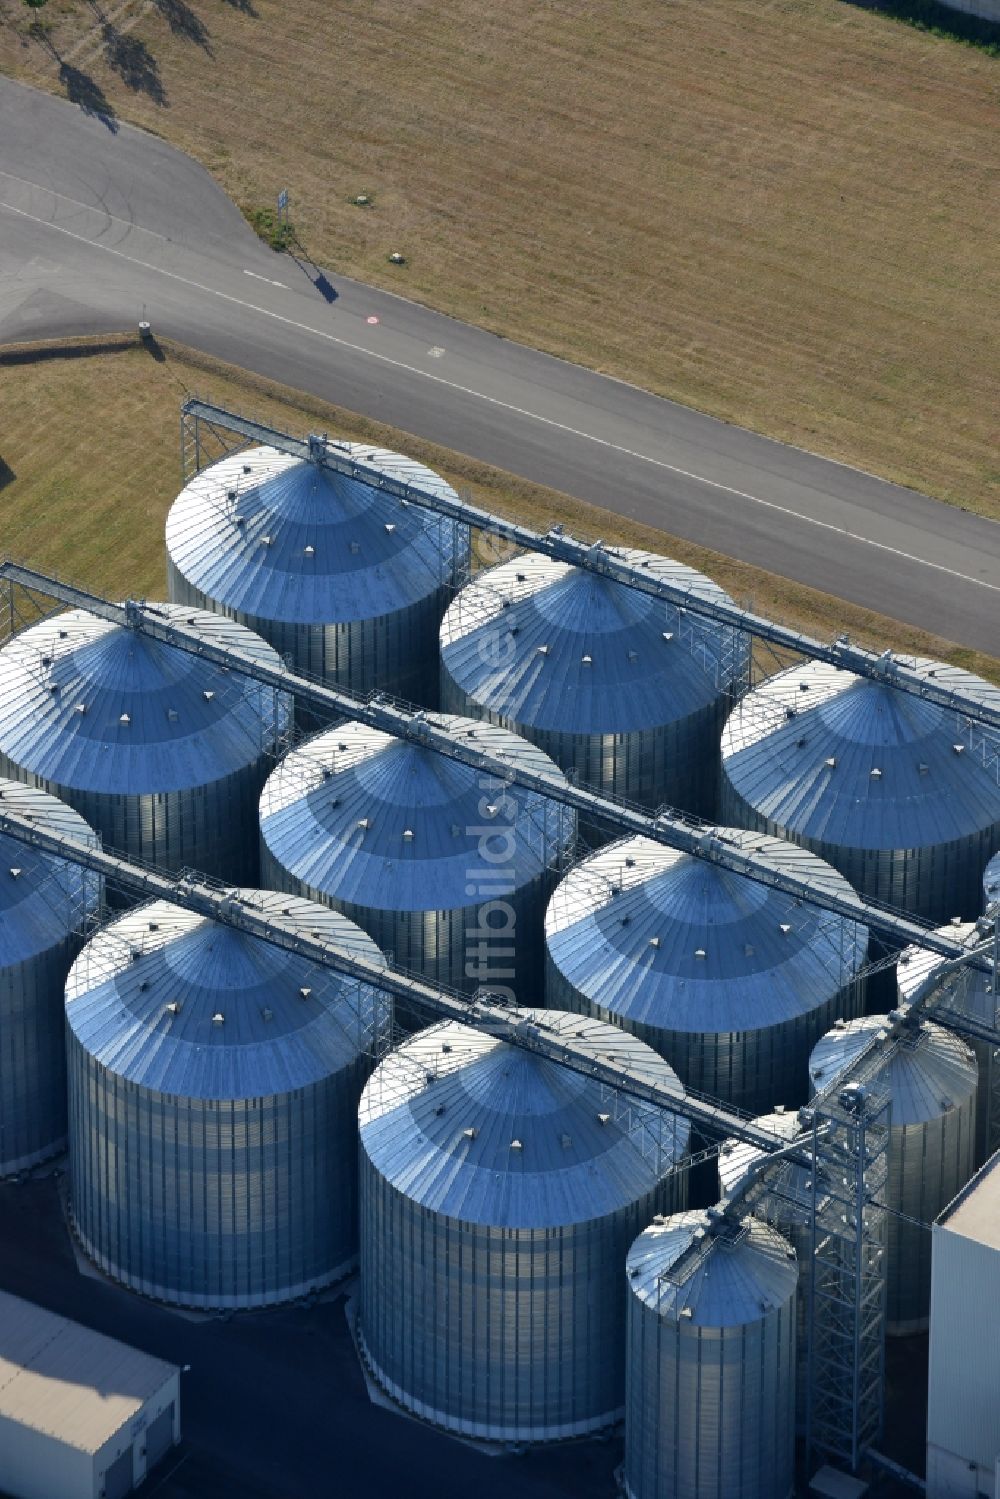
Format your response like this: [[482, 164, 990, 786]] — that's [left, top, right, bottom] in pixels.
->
[[277, 188, 289, 226]]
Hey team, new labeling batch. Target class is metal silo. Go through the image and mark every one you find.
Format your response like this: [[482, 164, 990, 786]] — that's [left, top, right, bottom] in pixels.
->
[[260, 714, 577, 1006], [166, 443, 470, 711], [358, 1010, 691, 1442], [439, 549, 748, 819], [718, 1108, 813, 1432], [809, 1014, 978, 1335], [985, 851, 1000, 910], [66, 890, 389, 1308], [544, 830, 867, 1115], [0, 780, 101, 1175], [0, 604, 291, 884], [720, 658, 1000, 924], [897, 923, 998, 1165], [624, 1208, 797, 1499]]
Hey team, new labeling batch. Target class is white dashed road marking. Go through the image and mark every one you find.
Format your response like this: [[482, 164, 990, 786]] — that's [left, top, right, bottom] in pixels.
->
[[1, 193, 996, 597]]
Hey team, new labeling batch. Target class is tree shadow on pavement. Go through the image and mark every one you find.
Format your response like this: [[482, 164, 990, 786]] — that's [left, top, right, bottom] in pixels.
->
[[151, 0, 214, 54], [102, 22, 168, 105], [58, 61, 121, 130], [28, 29, 120, 132]]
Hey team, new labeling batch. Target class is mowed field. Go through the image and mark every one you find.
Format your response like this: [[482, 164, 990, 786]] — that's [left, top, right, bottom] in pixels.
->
[[0, 335, 994, 684], [1, 1, 998, 518]]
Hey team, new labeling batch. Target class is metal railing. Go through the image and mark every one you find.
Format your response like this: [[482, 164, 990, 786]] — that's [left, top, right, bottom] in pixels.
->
[[1, 559, 995, 984], [178, 397, 1000, 733]]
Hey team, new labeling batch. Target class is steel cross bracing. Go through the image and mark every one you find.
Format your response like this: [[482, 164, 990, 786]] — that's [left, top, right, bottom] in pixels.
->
[[716, 1026, 894, 1474], [179, 397, 1000, 735], [715, 951, 1000, 1474], [0, 559, 996, 991]]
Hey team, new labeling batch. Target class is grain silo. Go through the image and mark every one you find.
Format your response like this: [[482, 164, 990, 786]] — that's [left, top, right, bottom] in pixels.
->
[[720, 658, 1000, 924], [358, 1011, 691, 1442], [0, 605, 290, 883], [809, 1013, 978, 1334], [897, 923, 998, 1165], [66, 890, 389, 1308], [624, 1208, 797, 1499], [718, 1108, 813, 1432], [260, 715, 577, 1006], [439, 549, 748, 818], [985, 851, 1000, 910], [544, 831, 867, 1115], [166, 443, 470, 710], [0, 780, 101, 1175]]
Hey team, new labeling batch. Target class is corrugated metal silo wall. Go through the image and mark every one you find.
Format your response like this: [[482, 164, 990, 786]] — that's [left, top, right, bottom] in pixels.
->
[[1, 758, 269, 888], [544, 952, 858, 1117], [719, 775, 998, 928], [886, 1099, 977, 1335], [358, 1165, 688, 1442], [1, 938, 79, 1173], [624, 1252, 796, 1499], [441, 673, 727, 823], [261, 844, 557, 1010], [169, 562, 454, 715], [67, 1036, 369, 1308]]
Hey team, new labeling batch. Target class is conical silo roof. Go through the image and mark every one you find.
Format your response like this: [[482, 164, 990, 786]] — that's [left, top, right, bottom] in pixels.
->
[[260, 715, 577, 913], [65, 891, 388, 1100], [359, 1012, 690, 1227], [721, 659, 1000, 852], [0, 779, 100, 966], [545, 830, 868, 1035], [0, 605, 289, 795], [440, 549, 742, 735], [625, 1209, 797, 1325], [166, 445, 466, 624], [809, 1014, 978, 1127]]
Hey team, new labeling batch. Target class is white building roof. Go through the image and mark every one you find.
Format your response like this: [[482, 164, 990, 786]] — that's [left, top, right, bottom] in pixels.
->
[[0, 1290, 177, 1455], [938, 1149, 1000, 1249]]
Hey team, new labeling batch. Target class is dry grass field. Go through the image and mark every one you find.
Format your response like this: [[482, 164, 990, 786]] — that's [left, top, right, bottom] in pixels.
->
[[0, 334, 994, 683], [1, 1, 998, 519]]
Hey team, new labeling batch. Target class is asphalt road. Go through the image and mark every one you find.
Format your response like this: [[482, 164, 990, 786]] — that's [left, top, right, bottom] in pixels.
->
[[0, 76, 997, 656]]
